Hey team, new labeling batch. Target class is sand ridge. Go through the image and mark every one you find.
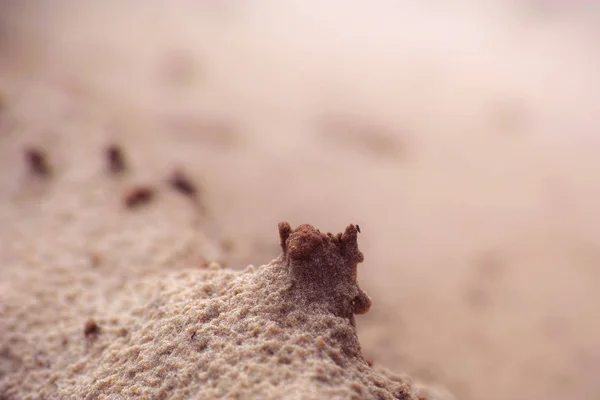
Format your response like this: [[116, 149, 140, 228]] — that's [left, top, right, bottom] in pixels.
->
[[1, 217, 445, 399]]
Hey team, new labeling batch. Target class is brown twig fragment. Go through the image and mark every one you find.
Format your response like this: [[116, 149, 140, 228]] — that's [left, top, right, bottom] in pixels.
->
[[123, 186, 155, 209]]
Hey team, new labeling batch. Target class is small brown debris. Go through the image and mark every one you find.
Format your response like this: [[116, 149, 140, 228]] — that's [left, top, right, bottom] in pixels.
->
[[356, 224, 361, 233], [89, 252, 102, 268], [366, 359, 373, 367], [24, 147, 51, 177], [106, 144, 126, 173], [118, 328, 128, 337], [191, 330, 197, 340], [123, 186, 155, 208], [84, 319, 99, 337], [169, 170, 198, 198]]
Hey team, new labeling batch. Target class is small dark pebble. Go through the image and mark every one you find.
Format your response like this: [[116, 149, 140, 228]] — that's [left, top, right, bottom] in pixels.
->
[[169, 170, 198, 198], [84, 319, 99, 337], [123, 186, 155, 208], [106, 144, 127, 173], [24, 147, 51, 177]]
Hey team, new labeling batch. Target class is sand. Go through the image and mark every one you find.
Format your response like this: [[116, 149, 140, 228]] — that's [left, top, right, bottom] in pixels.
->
[[1, 2, 600, 399], [1, 215, 450, 399]]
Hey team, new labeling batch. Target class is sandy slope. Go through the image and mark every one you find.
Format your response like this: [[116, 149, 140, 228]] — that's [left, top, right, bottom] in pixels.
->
[[2, 217, 444, 399], [1, 1, 600, 399]]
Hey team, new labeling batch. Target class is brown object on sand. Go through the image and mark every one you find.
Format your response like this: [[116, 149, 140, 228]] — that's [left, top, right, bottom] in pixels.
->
[[123, 186, 154, 208], [277, 222, 372, 325], [106, 144, 127, 173], [168, 170, 198, 198], [1, 222, 448, 399], [24, 147, 51, 177], [83, 319, 99, 337]]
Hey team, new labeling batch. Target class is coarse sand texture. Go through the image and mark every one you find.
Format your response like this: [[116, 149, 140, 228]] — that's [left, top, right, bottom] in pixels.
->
[[1, 222, 449, 399]]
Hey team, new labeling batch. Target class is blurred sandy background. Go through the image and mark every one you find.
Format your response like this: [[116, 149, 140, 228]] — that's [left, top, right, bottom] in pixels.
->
[[1, 1, 599, 399]]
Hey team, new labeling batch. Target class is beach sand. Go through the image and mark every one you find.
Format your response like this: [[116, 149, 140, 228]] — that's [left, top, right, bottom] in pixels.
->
[[1, 2, 600, 399]]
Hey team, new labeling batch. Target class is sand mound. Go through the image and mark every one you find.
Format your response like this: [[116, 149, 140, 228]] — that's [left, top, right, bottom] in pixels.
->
[[1, 219, 449, 399]]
